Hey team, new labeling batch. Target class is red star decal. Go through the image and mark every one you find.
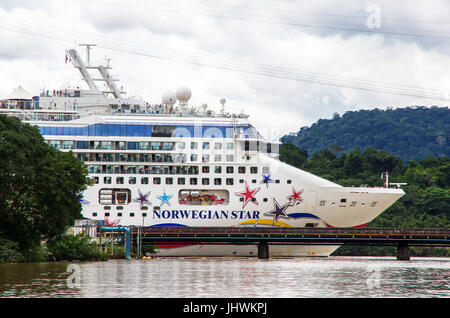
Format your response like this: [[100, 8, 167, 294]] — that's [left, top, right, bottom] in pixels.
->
[[287, 187, 303, 205], [235, 181, 261, 208]]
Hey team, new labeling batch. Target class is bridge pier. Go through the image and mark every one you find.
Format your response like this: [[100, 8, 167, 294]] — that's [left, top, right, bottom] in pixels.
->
[[258, 242, 269, 259], [397, 243, 410, 261]]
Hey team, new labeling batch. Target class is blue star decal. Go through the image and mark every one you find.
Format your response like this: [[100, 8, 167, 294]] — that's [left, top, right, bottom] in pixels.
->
[[264, 198, 290, 225], [77, 192, 89, 205], [260, 173, 274, 188], [158, 189, 173, 206], [133, 189, 151, 208]]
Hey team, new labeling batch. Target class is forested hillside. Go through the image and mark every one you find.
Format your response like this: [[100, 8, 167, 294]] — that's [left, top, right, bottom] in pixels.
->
[[279, 143, 450, 256], [282, 106, 449, 162]]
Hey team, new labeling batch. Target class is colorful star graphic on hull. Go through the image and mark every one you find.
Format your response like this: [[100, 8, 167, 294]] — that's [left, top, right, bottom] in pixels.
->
[[235, 181, 261, 208], [260, 174, 274, 188], [158, 189, 173, 206], [287, 187, 304, 206], [105, 217, 120, 226], [264, 198, 290, 225], [132, 189, 151, 208]]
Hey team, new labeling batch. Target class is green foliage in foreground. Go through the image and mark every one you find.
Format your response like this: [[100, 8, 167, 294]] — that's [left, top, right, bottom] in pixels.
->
[[280, 143, 450, 256], [47, 234, 108, 261], [0, 238, 25, 263], [0, 115, 91, 262]]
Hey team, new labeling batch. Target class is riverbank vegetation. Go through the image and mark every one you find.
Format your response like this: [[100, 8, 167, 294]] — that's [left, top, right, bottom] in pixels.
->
[[280, 143, 450, 256]]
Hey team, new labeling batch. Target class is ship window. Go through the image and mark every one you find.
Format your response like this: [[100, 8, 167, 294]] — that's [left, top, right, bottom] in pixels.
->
[[202, 166, 210, 173], [139, 142, 150, 150], [151, 125, 175, 137], [50, 140, 61, 149], [116, 206, 123, 210], [191, 142, 198, 150], [226, 142, 234, 150], [341, 199, 347, 203], [287, 180, 292, 184], [129, 177, 136, 184], [178, 189, 229, 206], [116, 141, 126, 150], [319, 200, 326, 206], [163, 142, 174, 151], [104, 177, 112, 184], [214, 166, 222, 173], [250, 167, 258, 174], [275, 180, 280, 184], [263, 198, 268, 202], [99, 188, 131, 205], [202, 178, 209, 185], [226, 178, 234, 185], [202, 142, 210, 150], [190, 178, 197, 185], [226, 155, 234, 162], [116, 177, 124, 184], [214, 178, 222, 185], [92, 212, 97, 217], [371, 201, 378, 207], [130, 213, 134, 217], [117, 213, 122, 217], [350, 201, 357, 207], [178, 178, 185, 185], [188, 166, 199, 175], [63, 140, 75, 149], [239, 179, 244, 183], [76, 141, 89, 149], [190, 154, 198, 162], [127, 142, 138, 150], [226, 166, 234, 173], [142, 213, 147, 217], [252, 179, 256, 183], [262, 166, 270, 174], [141, 177, 149, 184], [153, 177, 161, 184], [238, 167, 246, 174], [105, 212, 110, 217], [214, 142, 222, 150], [101, 141, 113, 150], [166, 177, 173, 185], [177, 142, 186, 150], [214, 154, 222, 162], [151, 142, 161, 150], [127, 166, 137, 174]]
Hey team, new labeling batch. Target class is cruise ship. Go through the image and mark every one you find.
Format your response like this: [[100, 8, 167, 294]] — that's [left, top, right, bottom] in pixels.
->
[[0, 46, 405, 257]]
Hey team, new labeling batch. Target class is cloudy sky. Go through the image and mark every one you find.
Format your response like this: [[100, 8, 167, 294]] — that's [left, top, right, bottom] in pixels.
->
[[1, 0, 449, 138]]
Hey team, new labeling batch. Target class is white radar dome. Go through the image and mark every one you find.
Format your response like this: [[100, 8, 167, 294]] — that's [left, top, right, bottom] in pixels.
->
[[161, 90, 177, 106], [176, 86, 192, 103]]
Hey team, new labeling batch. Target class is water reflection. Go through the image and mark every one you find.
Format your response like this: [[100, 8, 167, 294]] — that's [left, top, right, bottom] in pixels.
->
[[0, 257, 448, 298]]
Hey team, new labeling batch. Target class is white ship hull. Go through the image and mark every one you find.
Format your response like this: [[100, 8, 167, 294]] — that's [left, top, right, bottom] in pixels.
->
[[2, 46, 405, 257]]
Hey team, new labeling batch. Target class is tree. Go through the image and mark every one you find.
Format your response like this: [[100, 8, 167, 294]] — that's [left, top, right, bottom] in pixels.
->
[[0, 115, 90, 251]]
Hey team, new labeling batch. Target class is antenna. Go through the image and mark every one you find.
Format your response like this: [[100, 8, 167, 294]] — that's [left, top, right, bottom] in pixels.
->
[[220, 98, 226, 113], [78, 44, 97, 65]]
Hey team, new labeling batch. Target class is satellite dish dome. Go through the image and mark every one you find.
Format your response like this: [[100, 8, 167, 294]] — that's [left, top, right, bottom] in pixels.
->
[[161, 90, 177, 106], [176, 86, 192, 103]]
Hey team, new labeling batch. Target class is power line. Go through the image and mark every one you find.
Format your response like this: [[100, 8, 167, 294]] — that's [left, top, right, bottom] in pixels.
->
[[0, 17, 448, 101]]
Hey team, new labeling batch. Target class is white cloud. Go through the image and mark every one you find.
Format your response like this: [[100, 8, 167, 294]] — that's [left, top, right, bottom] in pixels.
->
[[0, 0, 449, 136]]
